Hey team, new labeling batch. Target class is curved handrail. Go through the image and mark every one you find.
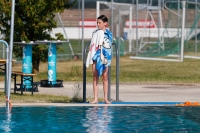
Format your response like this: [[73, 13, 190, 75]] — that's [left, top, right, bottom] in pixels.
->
[[0, 40, 10, 111]]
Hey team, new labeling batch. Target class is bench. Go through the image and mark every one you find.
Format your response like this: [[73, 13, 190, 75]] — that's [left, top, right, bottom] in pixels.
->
[[12, 71, 39, 95]]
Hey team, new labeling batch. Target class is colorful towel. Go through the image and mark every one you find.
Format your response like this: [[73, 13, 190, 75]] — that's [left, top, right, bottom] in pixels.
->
[[86, 29, 112, 77], [86, 29, 104, 68]]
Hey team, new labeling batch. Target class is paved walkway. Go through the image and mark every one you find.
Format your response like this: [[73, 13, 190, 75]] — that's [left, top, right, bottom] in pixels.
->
[[1, 82, 200, 102]]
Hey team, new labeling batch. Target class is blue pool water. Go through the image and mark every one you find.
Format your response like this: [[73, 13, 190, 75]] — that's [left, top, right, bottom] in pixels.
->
[[0, 106, 200, 132]]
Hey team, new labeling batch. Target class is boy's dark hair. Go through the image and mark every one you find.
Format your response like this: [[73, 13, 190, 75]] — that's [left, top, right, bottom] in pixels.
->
[[97, 15, 108, 22]]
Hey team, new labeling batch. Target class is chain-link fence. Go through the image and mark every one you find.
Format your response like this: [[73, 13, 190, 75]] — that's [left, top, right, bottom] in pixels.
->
[[83, 0, 200, 83], [1, 0, 200, 83]]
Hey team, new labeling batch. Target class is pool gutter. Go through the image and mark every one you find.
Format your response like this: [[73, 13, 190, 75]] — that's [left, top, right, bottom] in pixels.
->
[[0, 102, 183, 107]]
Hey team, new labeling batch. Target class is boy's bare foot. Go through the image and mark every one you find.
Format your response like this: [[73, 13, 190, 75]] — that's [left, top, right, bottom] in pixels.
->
[[104, 100, 111, 104], [90, 100, 98, 104]]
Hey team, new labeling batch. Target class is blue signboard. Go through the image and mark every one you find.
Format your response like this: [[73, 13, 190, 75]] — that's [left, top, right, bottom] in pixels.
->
[[22, 44, 32, 89], [48, 43, 57, 85]]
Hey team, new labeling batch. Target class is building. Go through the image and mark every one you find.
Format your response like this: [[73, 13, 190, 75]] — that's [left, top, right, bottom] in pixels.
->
[[52, 0, 200, 40]]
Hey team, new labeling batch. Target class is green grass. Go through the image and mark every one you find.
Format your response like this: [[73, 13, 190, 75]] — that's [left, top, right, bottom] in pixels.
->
[[0, 91, 71, 103], [10, 55, 200, 84], [115, 56, 200, 83], [0, 91, 104, 103]]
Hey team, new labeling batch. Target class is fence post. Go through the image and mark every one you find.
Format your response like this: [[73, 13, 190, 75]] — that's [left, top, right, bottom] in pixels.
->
[[181, 0, 186, 62], [83, 41, 90, 103]]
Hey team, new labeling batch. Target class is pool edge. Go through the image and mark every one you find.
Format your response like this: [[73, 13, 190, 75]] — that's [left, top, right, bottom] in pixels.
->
[[0, 102, 183, 107]]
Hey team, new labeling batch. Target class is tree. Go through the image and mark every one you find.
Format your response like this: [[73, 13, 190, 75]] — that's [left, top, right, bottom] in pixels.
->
[[0, 0, 76, 73]]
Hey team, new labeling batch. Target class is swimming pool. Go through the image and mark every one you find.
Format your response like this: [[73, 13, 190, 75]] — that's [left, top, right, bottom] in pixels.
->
[[0, 106, 200, 132]]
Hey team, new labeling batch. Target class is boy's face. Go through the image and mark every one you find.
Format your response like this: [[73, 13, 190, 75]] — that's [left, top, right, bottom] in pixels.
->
[[97, 19, 107, 30]]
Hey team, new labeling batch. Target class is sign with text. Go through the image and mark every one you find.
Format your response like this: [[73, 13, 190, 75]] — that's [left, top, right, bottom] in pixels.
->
[[79, 20, 96, 28], [125, 20, 156, 28]]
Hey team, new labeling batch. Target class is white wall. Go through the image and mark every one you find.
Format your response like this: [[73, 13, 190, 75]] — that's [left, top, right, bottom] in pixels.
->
[[51, 27, 200, 40], [123, 28, 200, 40], [51, 27, 96, 39]]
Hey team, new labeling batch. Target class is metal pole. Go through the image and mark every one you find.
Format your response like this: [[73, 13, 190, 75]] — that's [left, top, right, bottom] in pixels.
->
[[195, 0, 198, 52], [82, 0, 84, 60], [82, 0, 86, 102], [107, 62, 111, 101], [0, 41, 9, 105], [178, 0, 180, 53], [111, 0, 114, 35], [136, 0, 138, 56], [7, 0, 15, 112], [78, 0, 81, 46], [185, 0, 188, 49], [108, 0, 114, 102], [116, 42, 119, 101], [162, 0, 164, 10], [82, 41, 91, 102], [96, 1, 99, 19], [158, 0, 161, 54], [132, 0, 135, 53], [181, 0, 186, 62], [129, 6, 133, 52], [116, 8, 121, 102], [118, 8, 121, 51]]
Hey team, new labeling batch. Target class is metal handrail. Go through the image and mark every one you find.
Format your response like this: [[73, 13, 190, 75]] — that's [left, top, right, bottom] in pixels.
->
[[113, 42, 119, 101], [0, 40, 10, 111], [83, 41, 90, 102]]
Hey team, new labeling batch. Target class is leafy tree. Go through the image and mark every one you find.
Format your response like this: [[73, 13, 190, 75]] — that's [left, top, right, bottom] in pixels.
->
[[0, 0, 76, 73]]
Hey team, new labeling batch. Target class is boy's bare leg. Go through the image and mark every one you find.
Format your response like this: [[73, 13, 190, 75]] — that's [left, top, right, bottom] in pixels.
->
[[90, 62, 99, 104], [102, 67, 111, 104]]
